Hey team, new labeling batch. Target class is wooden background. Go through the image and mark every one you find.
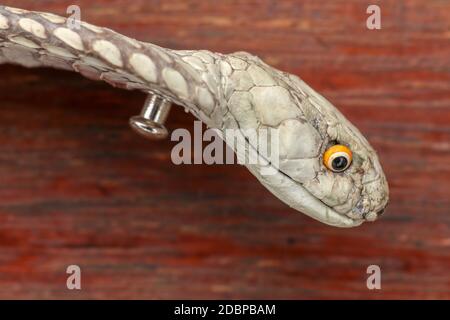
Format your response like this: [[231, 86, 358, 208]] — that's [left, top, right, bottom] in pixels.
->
[[0, 0, 449, 299]]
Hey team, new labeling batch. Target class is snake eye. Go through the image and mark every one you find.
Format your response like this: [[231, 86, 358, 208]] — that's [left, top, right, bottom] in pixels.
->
[[323, 145, 352, 172]]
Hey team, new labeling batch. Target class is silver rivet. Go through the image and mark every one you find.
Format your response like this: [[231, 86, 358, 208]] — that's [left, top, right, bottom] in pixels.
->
[[129, 95, 171, 140]]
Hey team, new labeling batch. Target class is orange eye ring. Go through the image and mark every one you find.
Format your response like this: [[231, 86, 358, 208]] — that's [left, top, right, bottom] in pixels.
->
[[323, 144, 352, 172]]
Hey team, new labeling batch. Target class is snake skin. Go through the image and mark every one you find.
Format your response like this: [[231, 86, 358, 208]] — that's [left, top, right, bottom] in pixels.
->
[[0, 6, 389, 227]]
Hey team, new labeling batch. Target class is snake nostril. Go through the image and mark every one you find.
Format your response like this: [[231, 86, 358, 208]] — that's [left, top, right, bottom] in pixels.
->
[[377, 208, 385, 216]]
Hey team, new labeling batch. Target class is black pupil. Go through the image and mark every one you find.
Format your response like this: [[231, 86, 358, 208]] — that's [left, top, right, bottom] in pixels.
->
[[332, 156, 348, 171]]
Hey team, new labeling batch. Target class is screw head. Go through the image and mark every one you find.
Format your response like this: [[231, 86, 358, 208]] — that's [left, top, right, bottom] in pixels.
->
[[129, 116, 169, 140]]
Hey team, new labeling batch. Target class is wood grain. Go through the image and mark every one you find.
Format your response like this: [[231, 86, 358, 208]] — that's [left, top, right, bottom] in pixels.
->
[[0, 0, 449, 299]]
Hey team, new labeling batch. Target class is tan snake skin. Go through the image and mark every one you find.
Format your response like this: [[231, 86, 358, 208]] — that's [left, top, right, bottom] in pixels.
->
[[0, 6, 389, 227]]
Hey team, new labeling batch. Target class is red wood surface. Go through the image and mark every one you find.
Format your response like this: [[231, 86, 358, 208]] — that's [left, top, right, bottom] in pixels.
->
[[0, 0, 449, 299]]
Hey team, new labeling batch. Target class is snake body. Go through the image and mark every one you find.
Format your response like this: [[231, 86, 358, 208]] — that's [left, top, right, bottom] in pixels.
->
[[0, 6, 389, 227]]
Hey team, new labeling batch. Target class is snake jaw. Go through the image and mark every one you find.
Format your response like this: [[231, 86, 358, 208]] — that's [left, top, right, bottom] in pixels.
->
[[247, 162, 365, 228]]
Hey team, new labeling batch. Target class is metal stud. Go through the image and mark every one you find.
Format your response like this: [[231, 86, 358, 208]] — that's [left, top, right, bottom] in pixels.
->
[[129, 94, 171, 140]]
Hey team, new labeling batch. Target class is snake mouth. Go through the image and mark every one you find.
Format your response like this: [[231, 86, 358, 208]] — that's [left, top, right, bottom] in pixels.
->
[[280, 171, 365, 227], [246, 161, 365, 227], [236, 131, 365, 227], [278, 167, 388, 226]]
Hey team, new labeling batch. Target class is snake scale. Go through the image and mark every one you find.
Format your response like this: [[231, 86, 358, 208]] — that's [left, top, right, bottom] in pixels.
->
[[0, 6, 389, 227]]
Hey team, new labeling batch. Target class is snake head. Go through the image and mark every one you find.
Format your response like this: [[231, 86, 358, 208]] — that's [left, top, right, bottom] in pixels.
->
[[221, 52, 389, 227]]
